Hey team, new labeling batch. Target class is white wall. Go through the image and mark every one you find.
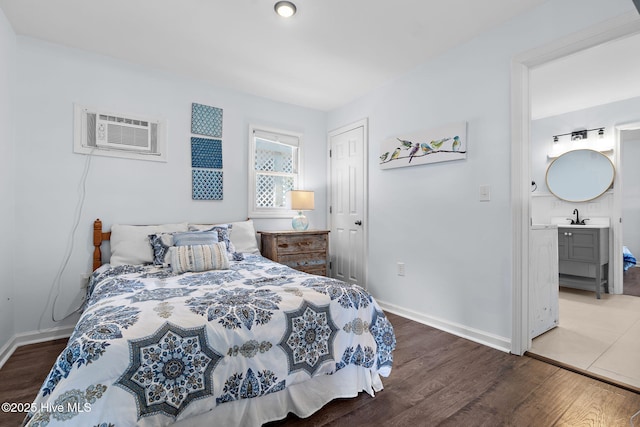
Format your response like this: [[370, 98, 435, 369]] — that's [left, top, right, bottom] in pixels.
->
[[327, 0, 634, 347], [0, 9, 15, 352], [12, 38, 327, 335], [622, 129, 640, 257]]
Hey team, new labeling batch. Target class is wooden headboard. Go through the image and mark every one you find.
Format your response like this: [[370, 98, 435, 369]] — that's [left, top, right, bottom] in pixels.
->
[[93, 219, 111, 271]]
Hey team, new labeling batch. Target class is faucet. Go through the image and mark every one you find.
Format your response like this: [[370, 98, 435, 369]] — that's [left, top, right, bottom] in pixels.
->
[[568, 209, 588, 225], [572, 209, 580, 224]]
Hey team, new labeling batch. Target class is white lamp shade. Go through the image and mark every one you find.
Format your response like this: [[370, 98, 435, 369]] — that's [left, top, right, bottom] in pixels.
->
[[290, 190, 314, 211]]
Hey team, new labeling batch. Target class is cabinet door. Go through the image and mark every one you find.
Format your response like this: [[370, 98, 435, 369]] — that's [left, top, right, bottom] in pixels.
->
[[567, 230, 598, 262], [557, 230, 569, 260]]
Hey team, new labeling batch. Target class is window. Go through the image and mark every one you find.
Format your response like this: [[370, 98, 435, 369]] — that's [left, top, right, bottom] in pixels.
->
[[249, 126, 302, 218]]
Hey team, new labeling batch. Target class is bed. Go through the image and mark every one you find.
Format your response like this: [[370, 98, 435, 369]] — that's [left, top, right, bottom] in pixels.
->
[[23, 219, 396, 426]]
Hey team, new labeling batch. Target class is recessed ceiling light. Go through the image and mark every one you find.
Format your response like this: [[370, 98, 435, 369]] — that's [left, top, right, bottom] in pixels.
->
[[274, 1, 296, 18]]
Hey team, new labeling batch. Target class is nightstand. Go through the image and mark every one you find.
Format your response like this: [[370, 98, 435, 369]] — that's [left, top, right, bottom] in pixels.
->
[[259, 230, 330, 276]]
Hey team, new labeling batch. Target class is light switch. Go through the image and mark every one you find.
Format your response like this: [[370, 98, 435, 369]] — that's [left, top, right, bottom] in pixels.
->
[[479, 185, 491, 202], [397, 262, 405, 276]]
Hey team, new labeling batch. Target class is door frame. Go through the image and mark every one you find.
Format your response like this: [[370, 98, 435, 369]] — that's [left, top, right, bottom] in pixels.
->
[[511, 13, 640, 355], [613, 121, 640, 295], [327, 118, 369, 287]]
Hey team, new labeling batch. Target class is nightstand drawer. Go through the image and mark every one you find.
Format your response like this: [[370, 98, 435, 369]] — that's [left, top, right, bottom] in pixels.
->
[[274, 234, 327, 254], [259, 230, 330, 277], [298, 266, 328, 276], [278, 252, 327, 269]]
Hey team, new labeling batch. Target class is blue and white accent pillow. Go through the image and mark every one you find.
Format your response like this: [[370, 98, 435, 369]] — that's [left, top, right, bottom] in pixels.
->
[[149, 231, 219, 266], [168, 242, 229, 273], [148, 233, 175, 266], [188, 223, 244, 261], [173, 231, 219, 246]]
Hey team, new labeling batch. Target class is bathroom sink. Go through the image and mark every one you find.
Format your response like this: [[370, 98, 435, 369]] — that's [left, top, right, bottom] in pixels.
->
[[557, 223, 608, 228], [549, 217, 610, 228]]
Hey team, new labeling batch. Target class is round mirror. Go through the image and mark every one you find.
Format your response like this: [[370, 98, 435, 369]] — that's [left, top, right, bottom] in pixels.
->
[[546, 149, 615, 202]]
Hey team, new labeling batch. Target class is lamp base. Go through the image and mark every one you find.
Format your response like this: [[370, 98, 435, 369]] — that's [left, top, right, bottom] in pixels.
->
[[292, 212, 309, 231]]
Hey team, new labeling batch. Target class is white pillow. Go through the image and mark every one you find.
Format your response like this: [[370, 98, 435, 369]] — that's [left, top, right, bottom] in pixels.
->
[[229, 220, 260, 254], [110, 223, 188, 266], [188, 220, 260, 254]]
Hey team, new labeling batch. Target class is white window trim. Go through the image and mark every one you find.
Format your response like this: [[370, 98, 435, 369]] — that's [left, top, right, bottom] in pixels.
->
[[248, 124, 303, 218]]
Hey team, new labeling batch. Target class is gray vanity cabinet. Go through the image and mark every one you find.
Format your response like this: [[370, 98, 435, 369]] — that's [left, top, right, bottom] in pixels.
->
[[557, 227, 609, 298]]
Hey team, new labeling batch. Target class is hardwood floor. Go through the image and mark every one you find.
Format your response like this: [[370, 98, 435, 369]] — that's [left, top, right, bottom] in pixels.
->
[[624, 267, 640, 297], [1, 313, 639, 426], [0, 339, 69, 427]]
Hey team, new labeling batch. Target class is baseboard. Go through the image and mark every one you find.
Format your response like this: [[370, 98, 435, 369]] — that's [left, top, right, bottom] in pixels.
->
[[376, 299, 511, 353], [0, 326, 73, 369]]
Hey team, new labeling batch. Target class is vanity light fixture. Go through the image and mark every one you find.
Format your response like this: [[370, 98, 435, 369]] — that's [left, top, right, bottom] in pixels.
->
[[547, 127, 611, 159], [551, 127, 605, 143], [570, 130, 587, 141], [274, 1, 297, 18]]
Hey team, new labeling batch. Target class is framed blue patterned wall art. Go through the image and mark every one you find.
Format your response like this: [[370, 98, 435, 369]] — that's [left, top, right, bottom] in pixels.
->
[[191, 103, 223, 138], [191, 137, 223, 169], [379, 121, 467, 170], [192, 169, 223, 200], [191, 103, 224, 200]]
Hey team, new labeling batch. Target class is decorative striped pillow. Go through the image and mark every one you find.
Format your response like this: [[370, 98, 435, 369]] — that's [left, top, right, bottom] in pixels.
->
[[168, 242, 229, 273]]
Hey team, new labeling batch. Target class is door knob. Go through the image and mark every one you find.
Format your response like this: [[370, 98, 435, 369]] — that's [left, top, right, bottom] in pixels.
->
[[355, 220, 362, 226]]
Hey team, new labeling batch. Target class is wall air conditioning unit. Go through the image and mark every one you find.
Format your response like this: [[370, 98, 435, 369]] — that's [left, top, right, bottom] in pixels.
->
[[74, 104, 167, 162]]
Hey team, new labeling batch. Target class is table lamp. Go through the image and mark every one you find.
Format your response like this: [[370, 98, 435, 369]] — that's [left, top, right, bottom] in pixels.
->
[[290, 190, 314, 231]]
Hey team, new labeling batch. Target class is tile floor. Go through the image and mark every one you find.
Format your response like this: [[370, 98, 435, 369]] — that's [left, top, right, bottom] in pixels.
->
[[530, 288, 640, 389]]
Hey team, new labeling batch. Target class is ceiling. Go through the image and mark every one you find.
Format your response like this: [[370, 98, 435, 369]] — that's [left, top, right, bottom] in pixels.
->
[[531, 32, 640, 120], [0, 0, 550, 111]]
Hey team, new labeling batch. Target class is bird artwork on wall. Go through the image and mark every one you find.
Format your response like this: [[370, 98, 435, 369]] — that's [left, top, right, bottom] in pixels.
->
[[379, 121, 467, 169]]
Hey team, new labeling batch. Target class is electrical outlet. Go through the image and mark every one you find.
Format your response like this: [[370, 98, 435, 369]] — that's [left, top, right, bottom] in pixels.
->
[[80, 273, 91, 289], [397, 262, 405, 276]]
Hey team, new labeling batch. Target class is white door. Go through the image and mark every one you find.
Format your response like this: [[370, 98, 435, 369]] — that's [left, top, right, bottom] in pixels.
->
[[529, 227, 559, 340], [329, 120, 367, 288], [617, 126, 640, 295]]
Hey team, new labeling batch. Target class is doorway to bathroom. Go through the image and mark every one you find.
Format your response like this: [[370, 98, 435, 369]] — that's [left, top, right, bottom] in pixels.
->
[[511, 12, 640, 391], [529, 65, 640, 392], [619, 128, 640, 298]]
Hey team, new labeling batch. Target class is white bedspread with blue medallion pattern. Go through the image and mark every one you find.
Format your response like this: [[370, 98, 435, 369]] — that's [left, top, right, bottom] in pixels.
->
[[24, 255, 395, 426]]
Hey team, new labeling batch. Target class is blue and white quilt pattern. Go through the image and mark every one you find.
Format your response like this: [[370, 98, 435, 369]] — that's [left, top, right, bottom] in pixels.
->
[[24, 255, 395, 426]]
